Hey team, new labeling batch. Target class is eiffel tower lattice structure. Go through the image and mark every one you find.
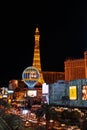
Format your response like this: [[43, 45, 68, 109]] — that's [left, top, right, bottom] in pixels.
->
[[32, 27, 45, 85]]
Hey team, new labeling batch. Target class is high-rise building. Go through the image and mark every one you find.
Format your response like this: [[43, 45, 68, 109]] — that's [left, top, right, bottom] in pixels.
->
[[64, 50, 87, 81], [33, 27, 65, 85]]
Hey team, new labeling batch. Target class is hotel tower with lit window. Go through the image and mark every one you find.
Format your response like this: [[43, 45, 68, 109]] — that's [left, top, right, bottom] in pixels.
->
[[64, 50, 87, 81]]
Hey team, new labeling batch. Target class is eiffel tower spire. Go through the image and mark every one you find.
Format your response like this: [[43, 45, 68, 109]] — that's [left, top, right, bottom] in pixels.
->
[[32, 27, 44, 85]]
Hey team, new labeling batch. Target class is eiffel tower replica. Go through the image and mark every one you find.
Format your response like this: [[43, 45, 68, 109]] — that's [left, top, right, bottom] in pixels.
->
[[32, 27, 45, 85]]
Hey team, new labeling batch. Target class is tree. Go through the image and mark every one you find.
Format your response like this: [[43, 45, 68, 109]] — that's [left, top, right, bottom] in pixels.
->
[[3, 114, 24, 130], [0, 98, 25, 130], [0, 117, 11, 130]]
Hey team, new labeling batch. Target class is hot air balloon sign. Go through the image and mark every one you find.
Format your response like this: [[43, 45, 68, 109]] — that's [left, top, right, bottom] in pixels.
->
[[22, 66, 40, 89]]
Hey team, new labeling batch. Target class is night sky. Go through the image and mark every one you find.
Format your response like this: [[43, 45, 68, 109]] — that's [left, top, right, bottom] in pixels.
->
[[0, 1, 87, 86]]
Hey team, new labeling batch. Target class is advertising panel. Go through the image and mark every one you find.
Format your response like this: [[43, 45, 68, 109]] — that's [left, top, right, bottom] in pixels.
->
[[69, 86, 77, 100], [82, 85, 87, 100], [27, 90, 37, 97]]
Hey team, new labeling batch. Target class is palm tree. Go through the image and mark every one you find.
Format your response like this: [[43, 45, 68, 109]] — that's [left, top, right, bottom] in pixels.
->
[[35, 103, 59, 129], [3, 114, 24, 130], [0, 117, 11, 130], [0, 98, 25, 130]]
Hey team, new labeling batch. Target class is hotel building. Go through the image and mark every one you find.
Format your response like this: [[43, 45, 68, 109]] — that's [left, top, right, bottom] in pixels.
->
[[64, 51, 87, 82]]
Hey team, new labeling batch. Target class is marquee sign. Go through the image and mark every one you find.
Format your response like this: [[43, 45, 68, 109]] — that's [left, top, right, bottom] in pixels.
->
[[22, 66, 40, 89]]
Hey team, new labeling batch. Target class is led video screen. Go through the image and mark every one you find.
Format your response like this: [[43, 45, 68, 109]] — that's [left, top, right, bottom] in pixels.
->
[[82, 85, 87, 100], [42, 83, 49, 94], [69, 86, 77, 100], [27, 90, 37, 97]]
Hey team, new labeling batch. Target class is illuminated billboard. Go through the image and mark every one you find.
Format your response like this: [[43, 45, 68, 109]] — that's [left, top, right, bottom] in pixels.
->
[[82, 85, 87, 100], [69, 86, 77, 100], [8, 90, 14, 94], [22, 66, 40, 88], [27, 90, 37, 97], [42, 83, 49, 94]]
